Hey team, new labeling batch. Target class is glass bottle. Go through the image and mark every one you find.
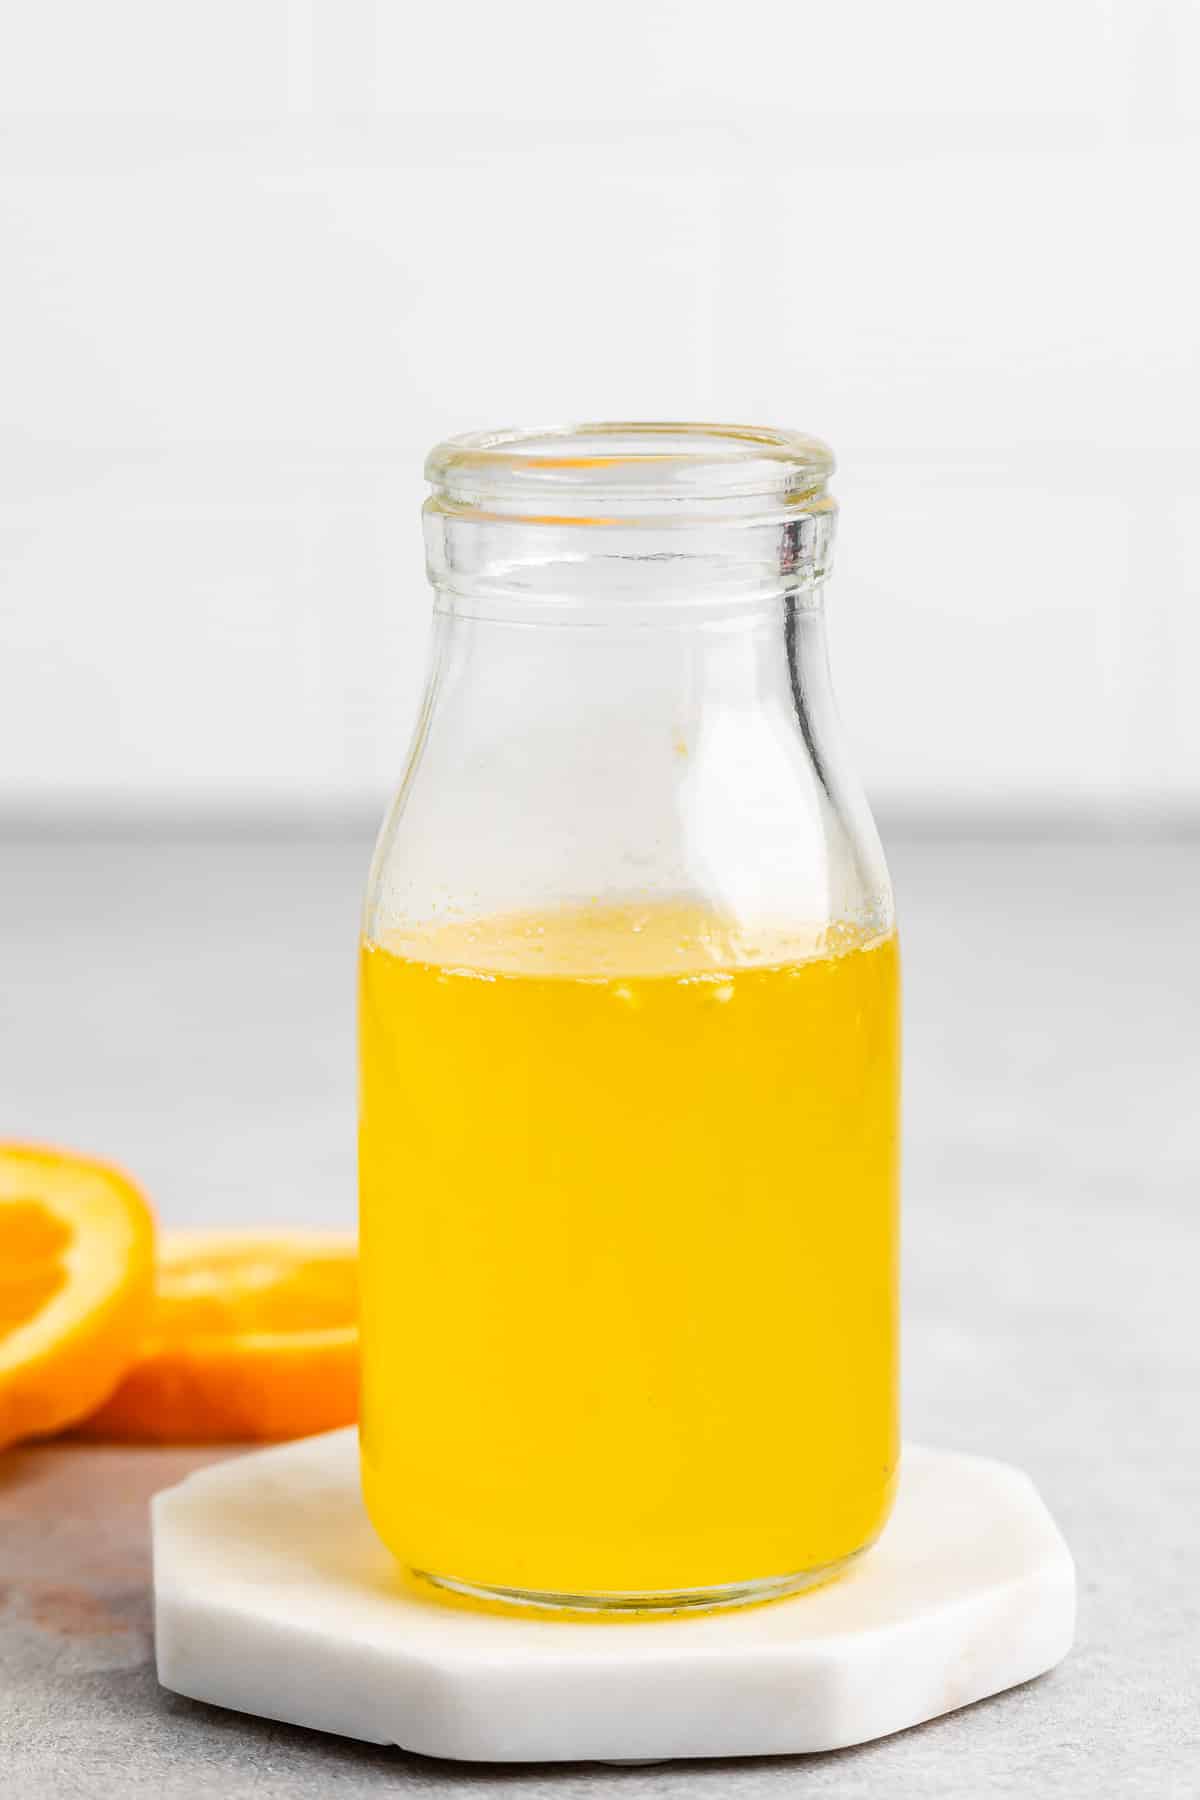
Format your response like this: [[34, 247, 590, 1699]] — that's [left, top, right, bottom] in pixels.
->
[[359, 423, 899, 1614]]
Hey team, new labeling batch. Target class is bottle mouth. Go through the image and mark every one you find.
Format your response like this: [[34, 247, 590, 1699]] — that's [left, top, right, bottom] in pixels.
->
[[425, 421, 835, 522], [423, 422, 838, 613]]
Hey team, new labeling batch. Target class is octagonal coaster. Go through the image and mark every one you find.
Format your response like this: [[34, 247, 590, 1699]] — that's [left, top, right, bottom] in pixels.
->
[[152, 1431, 1074, 1763]]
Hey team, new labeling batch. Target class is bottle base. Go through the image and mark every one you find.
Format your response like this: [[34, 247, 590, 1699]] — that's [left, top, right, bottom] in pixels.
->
[[413, 1547, 867, 1617]]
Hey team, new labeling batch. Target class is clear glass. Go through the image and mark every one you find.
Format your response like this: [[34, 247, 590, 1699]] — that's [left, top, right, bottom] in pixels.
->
[[359, 423, 900, 1614]]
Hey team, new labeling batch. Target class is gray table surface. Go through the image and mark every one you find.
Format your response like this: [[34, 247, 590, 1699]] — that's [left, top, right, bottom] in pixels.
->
[[1, 825, 1197, 1798]]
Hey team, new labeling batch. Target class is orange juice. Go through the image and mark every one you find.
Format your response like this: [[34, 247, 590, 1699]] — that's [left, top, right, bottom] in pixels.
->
[[359, 902, 899, 1605]]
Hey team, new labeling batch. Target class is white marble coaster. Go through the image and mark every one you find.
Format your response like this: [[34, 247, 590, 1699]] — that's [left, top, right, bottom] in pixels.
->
[[152, 1431, 1074, 1764]]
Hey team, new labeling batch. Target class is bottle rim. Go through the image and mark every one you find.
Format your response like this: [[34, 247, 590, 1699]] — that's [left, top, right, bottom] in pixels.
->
[[425, 421, 835, 520]]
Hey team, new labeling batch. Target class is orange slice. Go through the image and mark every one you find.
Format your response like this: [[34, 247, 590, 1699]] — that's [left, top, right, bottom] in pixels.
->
[[0, 1144, 156, 1450], [79, 1230, 358, 1443]]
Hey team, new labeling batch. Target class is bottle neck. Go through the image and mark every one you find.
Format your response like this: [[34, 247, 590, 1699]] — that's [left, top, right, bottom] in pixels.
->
[[423, 505, 836, 625], [422, 419, 838, 621]]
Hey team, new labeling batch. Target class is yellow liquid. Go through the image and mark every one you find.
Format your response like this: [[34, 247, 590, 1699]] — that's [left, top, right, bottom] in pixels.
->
[[359, 902, 900, 1602]]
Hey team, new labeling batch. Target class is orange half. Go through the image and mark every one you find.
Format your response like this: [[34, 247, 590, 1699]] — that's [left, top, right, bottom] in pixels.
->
[[0, 1144, 156, 1450], [80, 1229, 358, 1443]]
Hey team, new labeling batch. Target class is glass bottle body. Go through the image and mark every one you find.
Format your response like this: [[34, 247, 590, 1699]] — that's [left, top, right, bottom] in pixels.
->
[[359, 426, 900, 1612]]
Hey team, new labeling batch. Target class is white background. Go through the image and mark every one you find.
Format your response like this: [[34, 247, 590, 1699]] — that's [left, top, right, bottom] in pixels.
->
[[1, 0, 1197, 823]]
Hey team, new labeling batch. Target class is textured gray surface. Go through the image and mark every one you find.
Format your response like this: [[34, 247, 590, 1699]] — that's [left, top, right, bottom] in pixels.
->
[[1, 826, 1198, 1797]]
